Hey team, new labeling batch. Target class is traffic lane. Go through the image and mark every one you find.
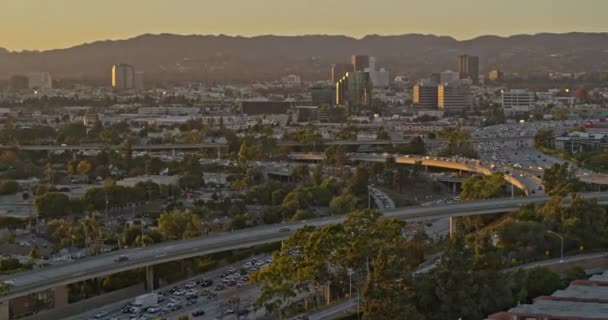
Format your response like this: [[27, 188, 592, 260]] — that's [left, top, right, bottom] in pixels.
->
[[66, 255, 271, 320], [5, 192, 608, 302]]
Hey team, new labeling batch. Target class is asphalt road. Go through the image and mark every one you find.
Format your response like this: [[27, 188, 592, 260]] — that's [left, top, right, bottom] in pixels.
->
[[3, 192, 608, 303]]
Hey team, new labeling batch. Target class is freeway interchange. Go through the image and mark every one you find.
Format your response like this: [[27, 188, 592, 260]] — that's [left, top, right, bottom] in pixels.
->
[[3, 192, 608, 303]]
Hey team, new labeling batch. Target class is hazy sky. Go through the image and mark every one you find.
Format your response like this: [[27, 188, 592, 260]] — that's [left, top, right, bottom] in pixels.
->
[[2, 0, 607, 51]]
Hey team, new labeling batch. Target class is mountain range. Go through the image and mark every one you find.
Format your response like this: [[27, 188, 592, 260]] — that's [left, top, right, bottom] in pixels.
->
[[1, 33, 608, 84]]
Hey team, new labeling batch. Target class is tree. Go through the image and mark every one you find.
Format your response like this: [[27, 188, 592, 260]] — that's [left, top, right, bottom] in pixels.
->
[[0, 180, 19, 195], [461, 173, 507, 200], [252, 210, 425, 316], [565, 266, 586, 283], [238, 140, 258, 165], [525, 267, 562, 300], [348, 164, 370, 196], [291, 164, 310, 183], [28, 247, 40, 259], [183, 130, 203, 144], [179, 174, 204, 190], [144, 158, 163, 175], [534, 129, 554, 149], [76, 160, 93, 176], [158, 211, 202, 240], [329, 192, 358, 215], [407, 136, 426, 155], [311, 165, 323, 186], [35, 192, 72, 218], [291, 209, 315, 221], [542, 163, 582, 196]]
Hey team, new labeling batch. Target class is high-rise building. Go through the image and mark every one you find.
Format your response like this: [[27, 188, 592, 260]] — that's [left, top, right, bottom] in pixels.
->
[[311, 85, 335, 107], [459, 55, 479, 84], [351, 55, 370, 72], [27, 72, 52, 90], [112, 64, 136, 90], [332, 63, 354, 83], [336, 71, 372, 112], [438, 84, 472, 113], [413, 83, 438, 108], [369, 68, 390, 88], [502, 89, 535, 116]]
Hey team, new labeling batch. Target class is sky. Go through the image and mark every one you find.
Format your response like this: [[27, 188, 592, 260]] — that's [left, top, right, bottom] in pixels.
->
[[2, 0, 608, 51]]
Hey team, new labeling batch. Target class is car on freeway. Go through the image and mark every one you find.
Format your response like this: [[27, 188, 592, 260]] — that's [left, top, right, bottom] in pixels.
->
[[192, 309, 206, 317], [279, 227, 291, 232], [114, 255, 129, 262]]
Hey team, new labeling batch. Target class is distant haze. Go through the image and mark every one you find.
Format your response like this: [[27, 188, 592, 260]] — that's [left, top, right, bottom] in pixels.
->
[[1, 0, 608, 51], [1, 33, 608, 83]]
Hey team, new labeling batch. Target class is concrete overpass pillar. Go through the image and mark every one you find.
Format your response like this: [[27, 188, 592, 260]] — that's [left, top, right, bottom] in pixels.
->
[[171, 148, 176, 158], [452, 182, 457, 194], [0, 301, 9, 320], [145, 266, 155, 291], [53, 285, 69, 308], [449, 216, 456, 239]]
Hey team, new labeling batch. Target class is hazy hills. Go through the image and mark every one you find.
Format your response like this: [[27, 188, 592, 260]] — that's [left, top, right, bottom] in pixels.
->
[[1, 33, 608, 84]]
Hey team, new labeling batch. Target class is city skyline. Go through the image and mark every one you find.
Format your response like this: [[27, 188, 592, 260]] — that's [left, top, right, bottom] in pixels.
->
[[2, 0, 608, 51]]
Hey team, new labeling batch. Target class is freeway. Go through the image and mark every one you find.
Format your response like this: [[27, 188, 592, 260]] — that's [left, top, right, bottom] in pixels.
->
[[0, 136, 532, 152], [2, 192, 608, 303], [291, 152, 608, 188]]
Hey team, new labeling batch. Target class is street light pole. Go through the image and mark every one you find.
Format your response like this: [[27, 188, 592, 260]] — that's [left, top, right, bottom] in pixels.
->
[[347, 268, 353, 298], [547, 230, 564, 263]]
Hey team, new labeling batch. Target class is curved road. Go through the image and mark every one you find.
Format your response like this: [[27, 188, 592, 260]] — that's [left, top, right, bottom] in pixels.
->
[[2, 192, 608, 303]]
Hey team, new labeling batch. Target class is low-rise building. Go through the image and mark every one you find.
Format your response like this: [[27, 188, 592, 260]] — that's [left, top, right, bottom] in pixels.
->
[[502, 89, 535, 116]]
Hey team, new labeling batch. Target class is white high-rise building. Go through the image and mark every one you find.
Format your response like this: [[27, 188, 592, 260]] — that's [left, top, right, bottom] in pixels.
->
[[502, 90, 536, 115], [365, 57, 390, 88], [27, 72, 52, 90]]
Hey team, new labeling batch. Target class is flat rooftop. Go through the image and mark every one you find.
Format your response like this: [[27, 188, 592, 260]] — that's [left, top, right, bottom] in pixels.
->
[[552, 284, 608, 301], [507, 300, 608, 319]]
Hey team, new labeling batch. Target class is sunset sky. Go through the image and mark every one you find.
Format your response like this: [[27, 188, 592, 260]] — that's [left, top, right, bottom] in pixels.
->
[[2, 0, 607, 51]]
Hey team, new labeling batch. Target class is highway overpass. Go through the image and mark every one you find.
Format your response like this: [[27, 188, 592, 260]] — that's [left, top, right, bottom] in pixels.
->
[[290, 153, 533, 192], [0, 136, 532, 152], [290, 153, 608, 188], [2, 192, 608, 304]]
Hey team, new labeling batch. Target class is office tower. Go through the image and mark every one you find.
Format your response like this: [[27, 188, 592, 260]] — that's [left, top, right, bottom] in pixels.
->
[[369, 68, 390, 88], [311, 85, 335, 107], [440, 70, 460, 84], [336, 71, 372, 112], [332, 63, 354, 83], [438, 84, 472, 113], [413, 83, 438, 108], [502, 89, 535, 116], [351, 55, 370, 72], [459, 55, 479, 84], [112, 64, 136, 90], [27, 72, 52, 90], [10, 75, 29, 91]]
